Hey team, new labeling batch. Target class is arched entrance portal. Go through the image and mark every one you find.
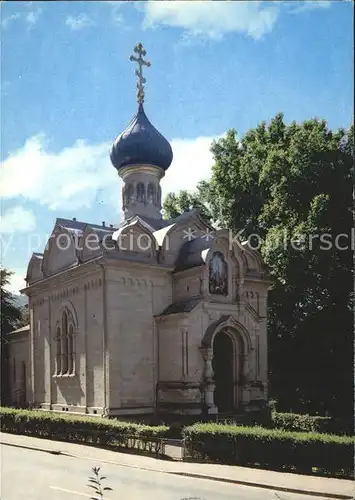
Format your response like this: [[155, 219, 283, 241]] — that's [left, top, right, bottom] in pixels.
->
[[212, 330, 235, 413]]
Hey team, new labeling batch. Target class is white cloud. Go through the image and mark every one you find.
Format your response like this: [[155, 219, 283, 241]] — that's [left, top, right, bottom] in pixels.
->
[[0, 206, 36, 234], [4, 269, 27, 296], [290, 1, 331, 14], [142, 0, 280, 40], [105, 1, 125, 24], [1, 13, 21, 29], [25, 9, 42, 27], [65, 14, 95, 31], [162, 135, 217, 195], [1, 133, 218, 211], [1, 135, 116, 210], [1, 8, 42, 29]]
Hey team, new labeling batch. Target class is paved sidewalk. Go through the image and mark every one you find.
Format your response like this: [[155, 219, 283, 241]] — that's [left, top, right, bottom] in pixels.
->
[[0, 432, 353, 499]]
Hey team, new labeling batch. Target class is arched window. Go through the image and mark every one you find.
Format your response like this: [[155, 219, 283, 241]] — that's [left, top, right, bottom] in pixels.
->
[[147, 183, 156, 204], [136, 182, 145, 203], [126, 184, 134, 204], [55, 307, 76, 376], [61, 311, 68, 374], [56, 326, 61, 375], [68, 324, 75, 375]]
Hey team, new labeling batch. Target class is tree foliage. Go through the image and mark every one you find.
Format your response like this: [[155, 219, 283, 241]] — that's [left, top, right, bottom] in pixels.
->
[[0, 269, 23, 405], [163, 188, 212, 222], [163, 114, 354, 418]]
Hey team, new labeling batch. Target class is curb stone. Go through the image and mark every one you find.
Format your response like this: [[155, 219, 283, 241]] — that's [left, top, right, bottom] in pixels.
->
[[1, 441, 352, 500]]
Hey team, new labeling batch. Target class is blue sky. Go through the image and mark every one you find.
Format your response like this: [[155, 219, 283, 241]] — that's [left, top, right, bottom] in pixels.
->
[[1, 0, 353, 293]]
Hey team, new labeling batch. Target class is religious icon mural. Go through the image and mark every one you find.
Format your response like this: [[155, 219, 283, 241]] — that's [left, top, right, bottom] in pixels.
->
[[209, 251, 228, 296]]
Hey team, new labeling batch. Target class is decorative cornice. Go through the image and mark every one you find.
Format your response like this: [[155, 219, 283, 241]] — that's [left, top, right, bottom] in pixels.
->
[[115, 276, 150, 287], [119, 164, 165, 180], [50, 285, 81, 303], [21, 256, 104, 295]]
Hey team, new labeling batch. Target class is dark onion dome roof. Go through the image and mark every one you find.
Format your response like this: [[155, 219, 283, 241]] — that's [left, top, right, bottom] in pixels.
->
[[110, 103, 173, 172]]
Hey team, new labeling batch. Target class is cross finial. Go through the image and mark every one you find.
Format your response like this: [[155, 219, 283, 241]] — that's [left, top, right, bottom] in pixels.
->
[[129, 42, 151, 105]]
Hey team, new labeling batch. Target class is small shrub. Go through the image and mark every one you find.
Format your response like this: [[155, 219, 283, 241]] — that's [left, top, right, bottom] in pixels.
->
[[0, 407, 169, 455], [183, 422, 354, 478], [271, 411, 354, 436]]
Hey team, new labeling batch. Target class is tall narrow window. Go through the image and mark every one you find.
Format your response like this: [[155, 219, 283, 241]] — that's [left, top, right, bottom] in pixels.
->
[[126, 183, 134, 204], [68, 324, 75, 375], [55, 307, 77, 377], [56, 326, 61, 375], [147, 183, 156, 204], [61, 311, 68, 374], [136, 182, 145, 203], [13, 358, 16, 382]]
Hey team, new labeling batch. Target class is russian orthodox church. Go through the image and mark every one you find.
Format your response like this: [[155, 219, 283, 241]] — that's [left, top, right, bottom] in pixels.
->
[[9, 44, 271, 419]]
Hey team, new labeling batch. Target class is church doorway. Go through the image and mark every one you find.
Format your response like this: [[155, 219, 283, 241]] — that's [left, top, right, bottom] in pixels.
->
[[212, 330, 235, 413]]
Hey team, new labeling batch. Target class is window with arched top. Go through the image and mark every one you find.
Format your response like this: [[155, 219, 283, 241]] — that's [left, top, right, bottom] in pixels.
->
[[55, 327, 61, 375], [126, 184, 134, 204], [147, 183, 156, 204], [136, 182, 145, 203], [55, 307, 76, 376], [68, 324, 75, 375], [61, 311, 68, 374]]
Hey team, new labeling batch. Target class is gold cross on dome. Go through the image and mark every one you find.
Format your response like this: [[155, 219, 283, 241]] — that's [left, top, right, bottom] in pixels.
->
[[129, 42, 151, 104]]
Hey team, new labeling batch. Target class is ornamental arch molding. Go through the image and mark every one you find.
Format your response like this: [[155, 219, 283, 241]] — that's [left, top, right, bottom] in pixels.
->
[[55, 300, 78, 328], [201, 315, 252, 354]]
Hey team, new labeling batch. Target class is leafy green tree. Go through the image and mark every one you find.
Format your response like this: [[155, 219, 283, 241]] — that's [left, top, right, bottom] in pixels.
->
[[164, 115, 353, 418], [163, 188, 212, 222], [0, 269, 22, 405]]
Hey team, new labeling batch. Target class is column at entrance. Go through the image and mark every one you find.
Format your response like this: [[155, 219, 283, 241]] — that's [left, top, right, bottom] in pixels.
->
[[200, 347, 217, 414]]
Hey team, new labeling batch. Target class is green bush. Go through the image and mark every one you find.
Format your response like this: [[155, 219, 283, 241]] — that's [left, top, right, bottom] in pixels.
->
[[271, 411, 330, 433], [183, 422, 354, 478], [272, 411, 354, 435], [0, 407, 169, 455]]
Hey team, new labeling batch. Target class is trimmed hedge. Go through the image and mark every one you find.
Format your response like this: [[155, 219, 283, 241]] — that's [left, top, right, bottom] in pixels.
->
[[183, 423, 354, 478], [0, 407, 169, 455], [271, 411, 354, 435]]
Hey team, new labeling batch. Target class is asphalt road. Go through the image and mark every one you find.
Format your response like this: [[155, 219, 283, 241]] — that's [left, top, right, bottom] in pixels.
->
[[0, 445, 330, 500]]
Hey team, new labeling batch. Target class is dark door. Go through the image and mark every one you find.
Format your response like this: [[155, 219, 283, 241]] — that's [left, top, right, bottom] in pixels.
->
[[212, 331, 234, 412]]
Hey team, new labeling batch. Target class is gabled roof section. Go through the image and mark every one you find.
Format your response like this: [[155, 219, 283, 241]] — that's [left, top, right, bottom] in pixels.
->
[[9, 324, 30, 335], [174, 236, 212, 272], [158, 296, 201, 316], [153, 209, 212, 247], [56, 218, 117, 234]]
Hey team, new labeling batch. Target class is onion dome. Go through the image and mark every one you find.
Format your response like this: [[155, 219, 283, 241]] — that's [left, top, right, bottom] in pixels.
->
[[110, 103, 173, 171], [110, 42, 173, 172]]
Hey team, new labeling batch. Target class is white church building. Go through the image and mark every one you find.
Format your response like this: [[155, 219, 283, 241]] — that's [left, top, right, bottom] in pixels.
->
[[10, 44, 272, 420]]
